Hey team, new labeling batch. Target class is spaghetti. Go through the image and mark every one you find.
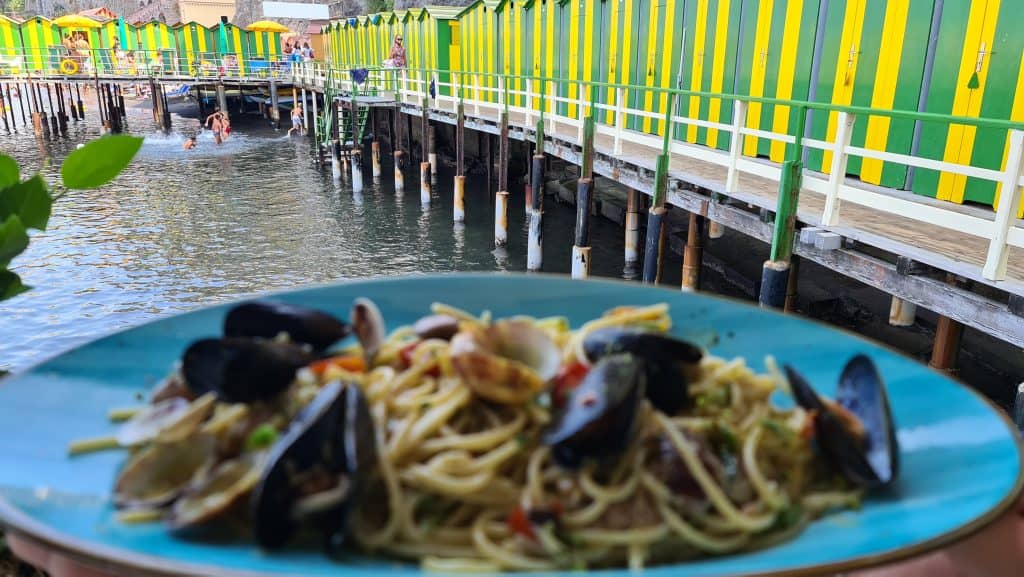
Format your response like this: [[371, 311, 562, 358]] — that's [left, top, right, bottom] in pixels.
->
[[83, 301, 867, 572]]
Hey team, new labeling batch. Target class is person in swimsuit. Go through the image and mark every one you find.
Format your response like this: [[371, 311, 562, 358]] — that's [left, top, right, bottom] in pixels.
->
[[182, 135, 197, 150], [205, 107, 225, 145], [287, 103, 304, 136]]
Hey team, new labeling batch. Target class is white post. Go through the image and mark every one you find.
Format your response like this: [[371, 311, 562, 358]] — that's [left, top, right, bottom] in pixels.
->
[[494, 190, 508, 246], [983, 129, 1024, 280], [822, 112, 856, 226], [889, 296, 917, 327], [725, 100, 748, 194], [614, 87, 626, 155], [420, 162, 432, 205], [571, 246, 590, 279], [351, 155, 364, 193], [527, 210, 543, 271]]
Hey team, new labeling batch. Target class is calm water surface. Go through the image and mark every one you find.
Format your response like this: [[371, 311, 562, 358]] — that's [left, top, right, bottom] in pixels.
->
[[0, 103, 657, 372]]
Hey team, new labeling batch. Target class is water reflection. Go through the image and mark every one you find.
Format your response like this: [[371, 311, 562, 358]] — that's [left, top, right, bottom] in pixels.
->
[[0, 105, 678, 372]]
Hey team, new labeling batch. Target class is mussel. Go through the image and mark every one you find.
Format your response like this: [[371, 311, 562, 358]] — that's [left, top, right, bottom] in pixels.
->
[[251, 380, 377, 551], [543, 354, 646, 468], [582, 328, 703, 414], [224, 301, 351, 352], [784, 355, 898, 489], [182, 337, 315, 403], [450, 320, 562, 404]]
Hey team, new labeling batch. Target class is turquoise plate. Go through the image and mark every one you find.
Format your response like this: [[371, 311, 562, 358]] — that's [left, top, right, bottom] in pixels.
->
[[0, 274, 1020, 577]]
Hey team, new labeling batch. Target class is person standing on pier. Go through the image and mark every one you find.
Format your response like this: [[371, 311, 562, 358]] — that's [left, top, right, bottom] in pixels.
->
[[388, 35, 405, 68]]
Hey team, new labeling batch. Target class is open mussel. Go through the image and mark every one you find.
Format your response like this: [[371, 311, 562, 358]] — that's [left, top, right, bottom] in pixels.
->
[[543, 354, 646, 468], [582, 327, 702, 414], [784, 355, 898, 489], [225, 301, 351, 352], [182, 338, 315, 403], [251, 380, 377, 552]]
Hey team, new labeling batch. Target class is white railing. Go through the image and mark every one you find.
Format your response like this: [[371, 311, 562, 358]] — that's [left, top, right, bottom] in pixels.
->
[[335, 67, 1022, 283], [0, 48, 292, 80]]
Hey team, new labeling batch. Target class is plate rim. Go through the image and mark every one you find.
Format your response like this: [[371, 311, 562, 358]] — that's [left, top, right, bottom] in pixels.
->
[[1, 272, 1022, 577]]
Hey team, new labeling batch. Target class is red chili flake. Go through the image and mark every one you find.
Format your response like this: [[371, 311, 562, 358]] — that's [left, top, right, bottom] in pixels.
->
[[506, 506, 536, 540]]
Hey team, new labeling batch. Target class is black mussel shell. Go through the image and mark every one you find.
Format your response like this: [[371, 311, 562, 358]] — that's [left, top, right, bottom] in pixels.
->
[[785, 356, 898, 489], [225, 301, 351, 352], [182, 337, 314, 403], [252, 381, 376, 551], [543, 354, 646, 469], [582, 328, 702, 414]]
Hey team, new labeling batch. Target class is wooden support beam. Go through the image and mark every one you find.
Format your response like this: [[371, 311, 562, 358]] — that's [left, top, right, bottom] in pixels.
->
[[930, 274, 966, 374], [528, 153, 545, 271], [572, 177, 594, 279], [682, 212, 704, 291]]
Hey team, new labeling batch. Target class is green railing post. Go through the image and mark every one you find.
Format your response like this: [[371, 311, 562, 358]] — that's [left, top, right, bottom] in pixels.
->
[[761, 105, 808, 309]]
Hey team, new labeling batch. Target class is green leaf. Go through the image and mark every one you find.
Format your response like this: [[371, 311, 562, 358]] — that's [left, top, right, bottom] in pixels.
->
[[61, 136, 143, 190], [0, 270, 28, 301], [0, 175, 51, 231], [0, 215, 29, 268], [0, 155, 18, 189]]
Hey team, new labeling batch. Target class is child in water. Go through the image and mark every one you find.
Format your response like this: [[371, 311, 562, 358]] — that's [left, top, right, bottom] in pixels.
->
[[182, 135, 197, 150]]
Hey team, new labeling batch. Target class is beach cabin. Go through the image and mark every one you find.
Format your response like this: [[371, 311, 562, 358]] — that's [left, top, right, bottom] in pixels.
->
[[0, 15, 25, 73], [134, 20, 178, 74], [19, 16, 61, 74], [174, 21, 216, 75]]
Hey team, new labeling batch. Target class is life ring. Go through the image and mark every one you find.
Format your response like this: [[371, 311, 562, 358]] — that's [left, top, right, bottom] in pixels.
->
[[59, 59, 79, 75]]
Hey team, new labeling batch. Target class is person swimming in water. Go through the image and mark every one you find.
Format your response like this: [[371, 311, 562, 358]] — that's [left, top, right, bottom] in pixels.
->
[[183, 135, 197, 150], [204, 107, 228, 145]]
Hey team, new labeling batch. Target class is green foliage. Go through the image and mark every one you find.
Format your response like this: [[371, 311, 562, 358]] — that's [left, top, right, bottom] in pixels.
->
[[367, 0, 395, 13], [0, 135, 142, 302], [62, 136, 143, 190]]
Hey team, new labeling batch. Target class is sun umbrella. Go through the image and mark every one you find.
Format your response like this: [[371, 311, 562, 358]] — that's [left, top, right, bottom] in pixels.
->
[[52, 14, 102, 29], [246, 20, 289, 33]]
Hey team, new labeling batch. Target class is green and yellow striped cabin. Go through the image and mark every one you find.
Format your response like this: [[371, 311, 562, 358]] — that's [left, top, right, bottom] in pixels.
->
[[0, 15, 25, 67], [174, 21, 215, 74], [20, 16, 62, 72]]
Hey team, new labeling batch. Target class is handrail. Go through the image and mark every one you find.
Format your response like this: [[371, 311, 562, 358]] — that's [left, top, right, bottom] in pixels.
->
[[294, 63, 1024, 284]]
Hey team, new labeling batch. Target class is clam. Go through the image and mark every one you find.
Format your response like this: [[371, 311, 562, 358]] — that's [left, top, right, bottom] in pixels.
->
[[543, 354, 646, 468], [116, 393, 216, 447], [113, 433, 216, 509], [224, 301, 351, 352], [582, 328, 703, 415], [252, 381, 377, 551], [182, 337, 315, 403], [167, 452, 266, 535], [450, 320, 561, 404], [784, 355, 898, 489], [351, 298, 386, 365], [413, 314, 460, 341]]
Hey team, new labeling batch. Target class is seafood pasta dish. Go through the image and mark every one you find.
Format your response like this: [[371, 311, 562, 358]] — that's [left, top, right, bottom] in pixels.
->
[[70, 299, 899, 571]]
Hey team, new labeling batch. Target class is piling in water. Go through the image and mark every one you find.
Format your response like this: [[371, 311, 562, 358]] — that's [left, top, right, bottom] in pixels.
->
[[625, 189, 640, 265], [528, 154, 545, 271], [420, 162, 431, 205], [454, 175, 466, 223], [494, 190, 508, 247], [681, 212, 704, 291], [351, 153, 364, 192], [571, 178, 594, 279]]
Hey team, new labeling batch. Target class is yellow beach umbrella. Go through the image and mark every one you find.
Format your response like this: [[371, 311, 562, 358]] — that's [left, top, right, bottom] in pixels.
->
[[52, 14, 102, 29], [246, 20, 290, 33]]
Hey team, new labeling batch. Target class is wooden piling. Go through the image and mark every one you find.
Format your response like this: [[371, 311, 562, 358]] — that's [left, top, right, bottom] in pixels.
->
[[428, 125, 437, 177], [269, 80, 280, 129], [572, 178, 594, 279], [301, 88, 309, 135], [495, 111, 509, 246], [420, 97, 429, 172], [217, 82, 228, 115], [484, 131, 493, 195], [3, 84, 17, 130], [44, 85, 57, 136], [642, 206, 667, 284], [65, 85, 77, 122], [625, 189, 640, 265], [116, 85, 126, 119], [889, 297, 918, 327], [394, 105, 404, 191], [527, 153, 545, 271], [420, 161, 431, 205], [454, 102, 465, 220], [0, 86, 9, 133], [74, 84, 84, 120], [760, 108, 808, 309], [56, 84, 67, 134], [18, 83, 29, 126], [351, 151, 364, 193], [784, 255, 800, 312], [682, 212, 705, 291], [930, 275, 965, 373], [371, 140, 382, 177]]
